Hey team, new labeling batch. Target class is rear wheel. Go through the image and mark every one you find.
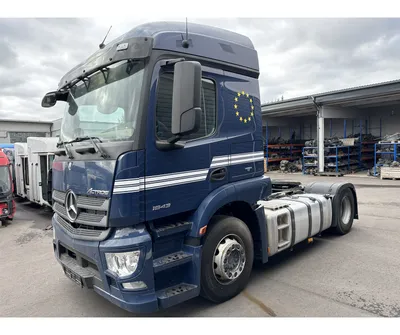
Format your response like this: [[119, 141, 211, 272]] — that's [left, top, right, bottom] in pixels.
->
[[200, 215, 254, 303], [334, 188, 355, 235]]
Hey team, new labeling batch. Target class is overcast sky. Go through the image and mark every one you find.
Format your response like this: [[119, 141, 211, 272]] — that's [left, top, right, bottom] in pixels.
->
[[1, 17, 400, 122]]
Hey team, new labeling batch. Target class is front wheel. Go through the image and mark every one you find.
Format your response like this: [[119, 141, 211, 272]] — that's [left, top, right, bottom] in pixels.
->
[[200, 215, 254, 303]]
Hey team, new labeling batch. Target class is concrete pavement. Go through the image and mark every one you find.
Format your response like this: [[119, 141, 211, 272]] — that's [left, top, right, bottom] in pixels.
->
[[1, 180, 399, 317]]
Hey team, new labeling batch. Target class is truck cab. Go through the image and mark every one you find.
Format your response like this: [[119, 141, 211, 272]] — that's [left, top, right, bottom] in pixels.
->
[[0, 150, 16, 225], [42, 21, 358, 313]]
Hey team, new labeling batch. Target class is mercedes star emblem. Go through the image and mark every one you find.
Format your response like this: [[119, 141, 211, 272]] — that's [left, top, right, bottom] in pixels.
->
[[65, 190, 79, 222]]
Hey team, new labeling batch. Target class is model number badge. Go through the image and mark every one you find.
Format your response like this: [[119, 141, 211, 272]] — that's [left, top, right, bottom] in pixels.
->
[[152, 203, 171, 211], [87, 188, 109, 196]]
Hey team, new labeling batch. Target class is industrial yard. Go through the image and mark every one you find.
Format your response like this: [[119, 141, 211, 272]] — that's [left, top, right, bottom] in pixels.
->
[[1, 17, 400, 321], [1, 174, 399, 317]]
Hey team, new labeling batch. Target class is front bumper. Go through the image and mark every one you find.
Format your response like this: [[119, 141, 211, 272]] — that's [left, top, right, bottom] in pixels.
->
[[0, 199, 15, 219], [52, 215, 159, 313]]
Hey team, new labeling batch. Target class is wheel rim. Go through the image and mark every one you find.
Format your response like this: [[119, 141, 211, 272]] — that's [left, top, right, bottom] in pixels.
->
[[341, 196, 352, 225], [213, 234, 246, 285]]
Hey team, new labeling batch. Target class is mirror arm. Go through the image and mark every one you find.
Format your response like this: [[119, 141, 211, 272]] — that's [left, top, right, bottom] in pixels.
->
[[160, 58, 186, 68], [167, 134, 181, 144], [155, 140, 184, 151]]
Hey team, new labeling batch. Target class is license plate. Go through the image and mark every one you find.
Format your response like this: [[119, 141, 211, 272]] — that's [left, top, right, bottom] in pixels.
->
[[64, 267, 83, 288]]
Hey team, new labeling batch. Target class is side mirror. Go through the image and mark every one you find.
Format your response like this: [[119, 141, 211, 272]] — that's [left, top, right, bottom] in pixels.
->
[[41, 92, 58, 108], [170, 61, 202, 142], [41, 90, 69, 108]]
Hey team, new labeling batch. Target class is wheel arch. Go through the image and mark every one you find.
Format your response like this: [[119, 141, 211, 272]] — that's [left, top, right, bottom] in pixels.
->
[[188, 175, 271, 239], [304, 181, 359, 227], [207, 201, 268, 263]]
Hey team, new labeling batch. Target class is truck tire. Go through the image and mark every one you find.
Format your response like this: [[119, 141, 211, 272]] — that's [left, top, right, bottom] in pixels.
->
[[333, 188, 355, 235], [200, 215, 254, 303]]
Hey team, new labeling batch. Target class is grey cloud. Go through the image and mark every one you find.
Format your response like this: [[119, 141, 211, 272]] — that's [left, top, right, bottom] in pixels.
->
[[1, 18, 400, 119], [0, 39, 18, 68]]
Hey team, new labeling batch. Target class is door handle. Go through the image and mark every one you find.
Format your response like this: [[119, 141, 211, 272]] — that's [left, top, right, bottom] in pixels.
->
[[210, 168, 226, 181]]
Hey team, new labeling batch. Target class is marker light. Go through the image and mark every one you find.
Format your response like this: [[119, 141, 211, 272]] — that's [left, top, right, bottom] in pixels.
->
[[105, 251, 141, 277], [122, 281, 147, 290]]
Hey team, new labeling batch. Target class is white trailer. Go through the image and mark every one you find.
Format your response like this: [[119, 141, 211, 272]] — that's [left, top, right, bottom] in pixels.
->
[[14, 143, 29, 199], [27, 137, 58, 207]]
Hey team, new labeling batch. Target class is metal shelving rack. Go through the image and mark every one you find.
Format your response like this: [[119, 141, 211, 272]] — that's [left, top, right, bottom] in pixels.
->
[[264, 121, 307, 171], [302, 145, 359, 174], [327, 118, 381, 170], [266, 144, 304, 170], [302, 146, 318, 175], [373, 143, 399, 176]]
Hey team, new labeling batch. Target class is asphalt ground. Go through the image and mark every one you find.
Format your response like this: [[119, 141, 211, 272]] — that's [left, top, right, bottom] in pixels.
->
[[1, 175, 399, 317]]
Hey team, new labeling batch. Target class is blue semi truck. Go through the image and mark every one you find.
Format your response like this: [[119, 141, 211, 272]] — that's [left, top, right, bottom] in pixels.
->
[[42, 21, 359, 313]]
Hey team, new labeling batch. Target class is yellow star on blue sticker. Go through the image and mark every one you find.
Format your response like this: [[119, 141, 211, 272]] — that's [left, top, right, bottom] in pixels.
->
[[234, 90, 255, 125]]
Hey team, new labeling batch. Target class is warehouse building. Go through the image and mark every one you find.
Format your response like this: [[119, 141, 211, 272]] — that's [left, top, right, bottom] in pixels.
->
[[262, 79, 400, 178], [0, 119, 53, 144], [51, 118, 62, 137]]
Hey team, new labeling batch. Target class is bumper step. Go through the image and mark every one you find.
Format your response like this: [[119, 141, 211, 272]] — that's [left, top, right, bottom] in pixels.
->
[[149, 221, 192, 238], [153, 251, 192, 273], [156, 283, 199, 309], [59, 254, 100, 289]]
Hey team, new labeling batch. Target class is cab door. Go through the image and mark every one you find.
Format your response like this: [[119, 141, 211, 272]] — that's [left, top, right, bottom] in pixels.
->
[[144, 61, 221, 221]]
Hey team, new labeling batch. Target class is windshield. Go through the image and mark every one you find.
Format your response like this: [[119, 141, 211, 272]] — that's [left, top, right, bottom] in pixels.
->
[[0, 166, 11, 194], [60, 60, 144, 142]]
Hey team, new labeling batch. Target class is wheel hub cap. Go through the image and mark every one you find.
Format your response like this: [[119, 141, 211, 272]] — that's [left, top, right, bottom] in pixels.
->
[[213, 236, 246, 284], [341, 196, 351, 225]]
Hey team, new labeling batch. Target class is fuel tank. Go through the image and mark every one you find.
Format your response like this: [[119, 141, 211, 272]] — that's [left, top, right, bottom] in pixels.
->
[[258, 194, 332, 256]]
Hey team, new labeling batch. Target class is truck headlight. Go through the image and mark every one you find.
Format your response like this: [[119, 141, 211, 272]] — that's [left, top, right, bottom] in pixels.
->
[[105, 251, 140, 277]]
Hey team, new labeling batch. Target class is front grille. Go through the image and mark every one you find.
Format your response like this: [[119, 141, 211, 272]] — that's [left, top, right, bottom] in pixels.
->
[[78, 211, 105, 223], [76, 195, 106, 207], [53, 190, 108, 210], [56, 214, 110, 241], [52, 189, 110, 240], [53, 202, 105, 225]]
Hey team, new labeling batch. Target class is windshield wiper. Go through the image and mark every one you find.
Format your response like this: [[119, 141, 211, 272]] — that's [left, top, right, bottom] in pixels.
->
[[56, 140, 74, 159], [67, 136, 109, 158]]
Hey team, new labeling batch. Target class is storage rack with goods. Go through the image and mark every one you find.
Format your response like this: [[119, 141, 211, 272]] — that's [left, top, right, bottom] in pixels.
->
[[302, 145, 359, 175], [302, 146, 318, 175], [328, 118, 381, 170], [301, 118, 381, 175], [373, 142, 399, 177], [264, 122, 310, 172], [349, 119, 381, 170]]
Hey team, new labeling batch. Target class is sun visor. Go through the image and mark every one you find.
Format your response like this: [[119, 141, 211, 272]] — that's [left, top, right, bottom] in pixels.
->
[[58, 36, 153, 90]]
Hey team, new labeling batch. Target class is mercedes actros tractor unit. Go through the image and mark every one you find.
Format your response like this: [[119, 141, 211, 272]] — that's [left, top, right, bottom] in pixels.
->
[[42, 21, 359, 313]]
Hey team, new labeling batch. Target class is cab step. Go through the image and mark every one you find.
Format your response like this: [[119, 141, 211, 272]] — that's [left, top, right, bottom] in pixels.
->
[[156, 283, 199, 309], [153, 251, 192, 273], [149, 221, 192, 238]]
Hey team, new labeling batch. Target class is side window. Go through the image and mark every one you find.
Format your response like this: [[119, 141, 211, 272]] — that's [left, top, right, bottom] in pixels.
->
[[48, 155, 55, 170], [155, 72, 217, 141], [23, 157, 29, 186]]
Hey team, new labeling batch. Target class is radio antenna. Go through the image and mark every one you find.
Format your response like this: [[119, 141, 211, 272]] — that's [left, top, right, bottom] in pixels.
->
[[99, 25, 112, 49], [181, 18, 190, 48]]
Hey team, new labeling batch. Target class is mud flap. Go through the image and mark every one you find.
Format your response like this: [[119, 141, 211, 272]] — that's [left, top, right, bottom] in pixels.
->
[[303, 182, 359, 227]]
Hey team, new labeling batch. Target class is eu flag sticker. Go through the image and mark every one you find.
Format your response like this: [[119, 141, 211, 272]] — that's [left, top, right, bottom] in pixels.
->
[[234, 91, 254, 124]]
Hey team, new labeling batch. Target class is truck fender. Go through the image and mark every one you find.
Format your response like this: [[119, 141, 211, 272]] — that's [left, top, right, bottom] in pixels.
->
[[303, 181, 359, 227], [188, 176, 271, 241]]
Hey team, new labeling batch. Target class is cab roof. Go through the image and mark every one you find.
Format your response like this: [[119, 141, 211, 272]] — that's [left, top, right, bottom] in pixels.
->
[[59, 21, 259, 89], [27, 137, 59, 153], [0, 151, 10, 166]]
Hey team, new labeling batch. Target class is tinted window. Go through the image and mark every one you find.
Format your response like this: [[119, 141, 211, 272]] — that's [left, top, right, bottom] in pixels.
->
[[155, 72, 217, 141]]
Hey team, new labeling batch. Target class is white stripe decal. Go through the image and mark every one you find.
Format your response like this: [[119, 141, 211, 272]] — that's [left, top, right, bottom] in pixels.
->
[[146, 169, 209, 183], [145, 175, 207, 190], [113, 151, 265, 194]]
